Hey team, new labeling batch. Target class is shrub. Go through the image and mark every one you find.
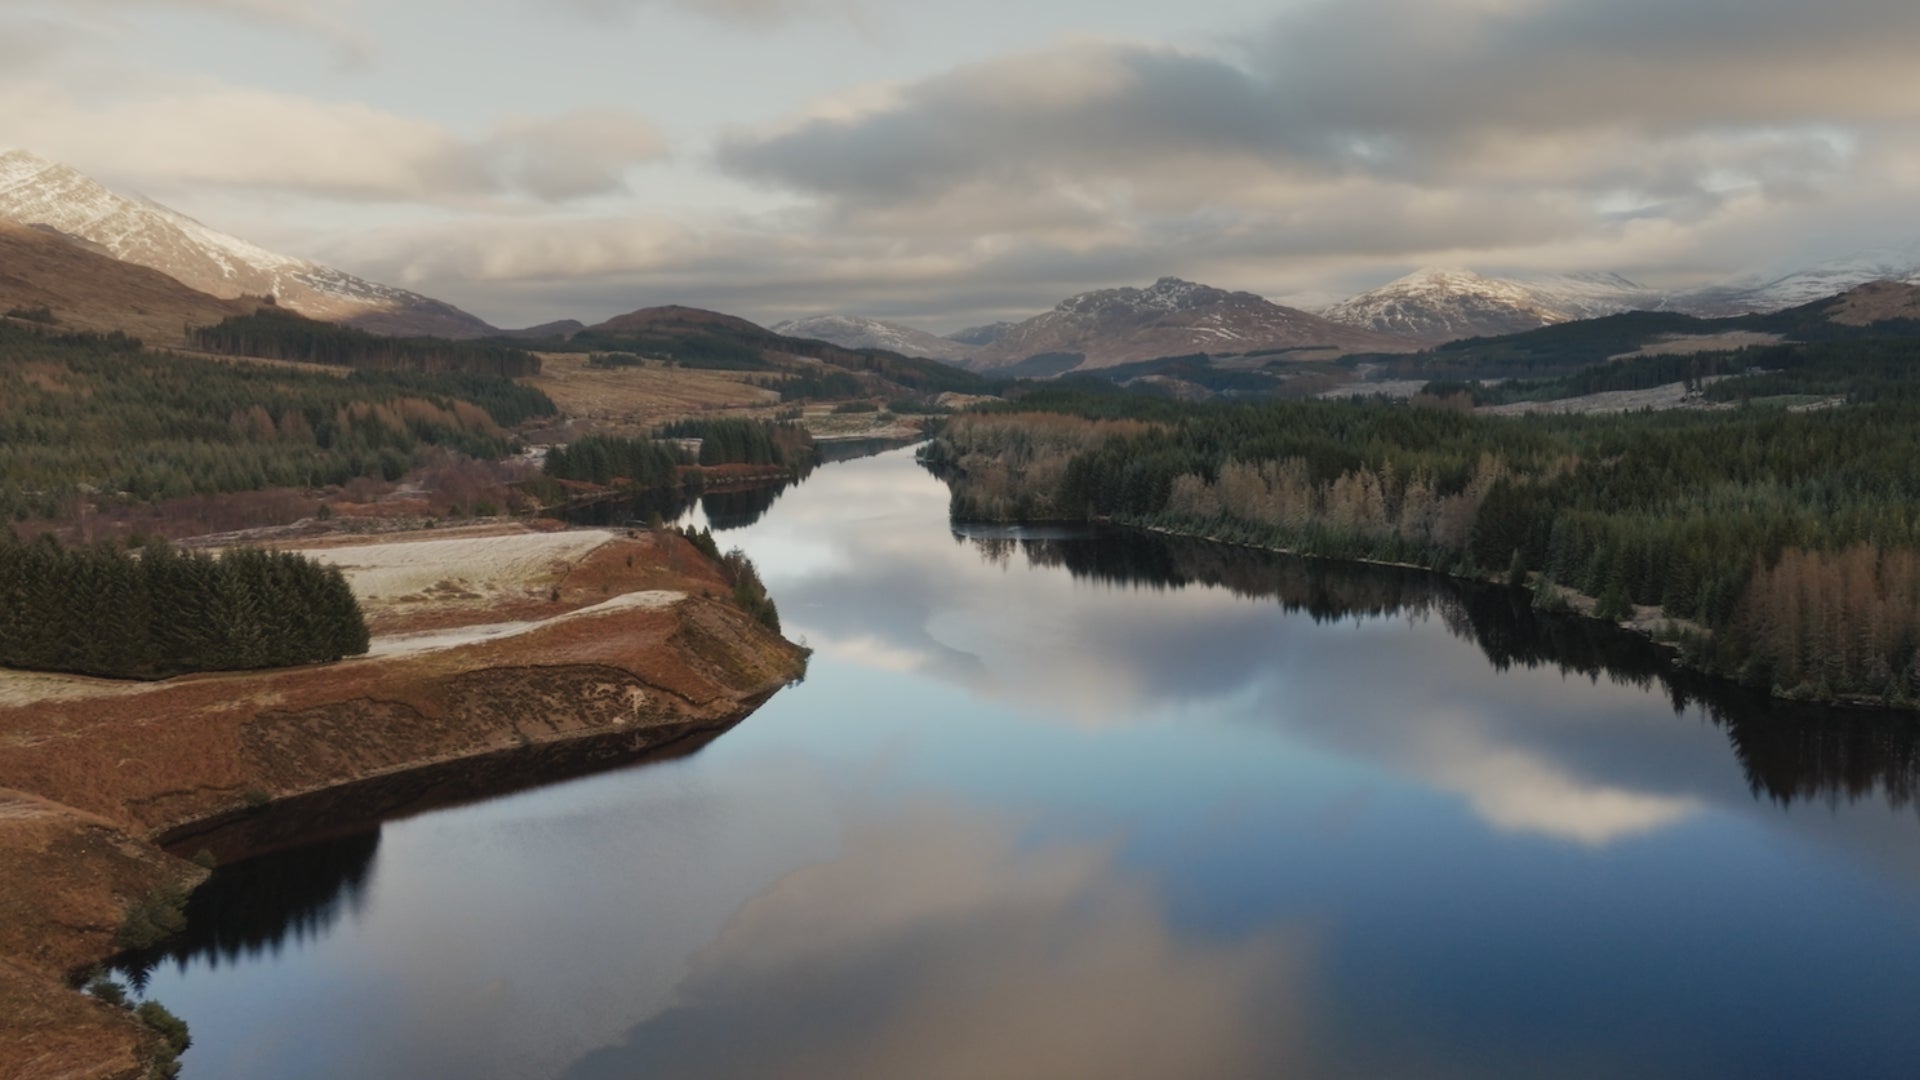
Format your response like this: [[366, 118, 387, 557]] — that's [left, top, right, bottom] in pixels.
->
[[116, 884, 190, 951], [1593, 580, 1635, 622], [135, 1000, 191, 1079], [85, 972, 128, 1008]]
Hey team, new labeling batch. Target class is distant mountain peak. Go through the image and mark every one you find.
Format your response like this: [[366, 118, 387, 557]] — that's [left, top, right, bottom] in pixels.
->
[[0, 149, 495, 338], [972, 277, 1412, 371], [1678, 244, 1920, 317], [1389, 266, 1489, 285], [1324, 267, 1659, 343], [769, 314, 976, 361]]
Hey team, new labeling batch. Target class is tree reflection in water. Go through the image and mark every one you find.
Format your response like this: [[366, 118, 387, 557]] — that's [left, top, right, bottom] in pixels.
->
[[982, 527, 1920, 815], [117, 831, 381, 988]]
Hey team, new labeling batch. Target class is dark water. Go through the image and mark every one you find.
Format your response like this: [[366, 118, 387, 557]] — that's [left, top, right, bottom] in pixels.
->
[[557, 436, 914, 532], [133, 447, 1920, 1079]]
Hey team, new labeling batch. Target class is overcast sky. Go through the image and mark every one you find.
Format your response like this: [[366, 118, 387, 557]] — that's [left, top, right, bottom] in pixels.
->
[[4, 0, 1920, 330]]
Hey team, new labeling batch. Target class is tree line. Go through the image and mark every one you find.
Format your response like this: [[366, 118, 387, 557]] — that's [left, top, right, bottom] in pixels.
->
[[0, 533, 368, 678], [544, 420, 816, 490], [190, 309, 540, 377], [928, 385, 1920, 706], [0, 323, 552, 517], [543, 435, 690, 487], [678, 526, 780, 632], [657, 419, 814, 468], [1427, 337, 1920, 408]]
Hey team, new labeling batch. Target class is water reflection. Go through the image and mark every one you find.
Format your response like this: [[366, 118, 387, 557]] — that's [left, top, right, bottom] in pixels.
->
[[559, 438, 916, 533], [119, 831, 380, 986], [140, 446, 1920, 1080], [559, 480, 791, 532], [563, 808, 1303, 1080], [995, 529, 1920, 818]]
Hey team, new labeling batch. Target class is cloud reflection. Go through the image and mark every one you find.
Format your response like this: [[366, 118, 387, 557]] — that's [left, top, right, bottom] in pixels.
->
[[721, 451, 1807, 851], [562, 807, 1305, 1080], [1427, 742, 1704, 846]]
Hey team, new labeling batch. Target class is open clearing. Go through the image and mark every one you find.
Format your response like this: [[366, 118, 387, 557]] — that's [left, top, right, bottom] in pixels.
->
[[303, 528, 618, 615], [1610, 331, 1783, 360], [363, 590, 685, 658], [1482, 381, 1725, 416], [527, 354, 778, 433]]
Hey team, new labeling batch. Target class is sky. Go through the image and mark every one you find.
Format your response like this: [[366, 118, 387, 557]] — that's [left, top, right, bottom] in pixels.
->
[[4, 0, 1920, 330]]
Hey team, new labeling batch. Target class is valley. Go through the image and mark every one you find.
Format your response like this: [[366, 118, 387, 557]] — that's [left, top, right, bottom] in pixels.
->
[[4, 145, 1920, 1080]]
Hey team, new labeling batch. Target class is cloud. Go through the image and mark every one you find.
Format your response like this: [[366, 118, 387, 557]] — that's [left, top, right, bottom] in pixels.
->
[[693, 0, 1920, 303], [72, 0, 1916, 327], [480, 110, 673, 202], [0, 81, 666, 206], [53, 0, 378, 66], [557, 0, 855, 26], [718, 21, 1897, 213]]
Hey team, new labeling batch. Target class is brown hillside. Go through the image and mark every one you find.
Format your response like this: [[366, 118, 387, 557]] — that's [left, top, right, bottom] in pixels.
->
[[1825, 280, 1920, 327], [973, 277, 1416, 371], [0, 222, 257, 345]]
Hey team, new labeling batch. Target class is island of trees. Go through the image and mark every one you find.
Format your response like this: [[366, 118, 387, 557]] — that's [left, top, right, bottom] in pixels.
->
[[542, 419, 816, 488]]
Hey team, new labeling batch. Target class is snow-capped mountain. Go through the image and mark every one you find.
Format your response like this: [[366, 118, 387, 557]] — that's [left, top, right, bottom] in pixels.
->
[[972, 277, 1412, 371], [770, 314, 977, 361], [1520, 272, 1666, 318], [1677, 246, 1920, 317], [0, 149, 496, 338], [1324, 268, 1660, 342]]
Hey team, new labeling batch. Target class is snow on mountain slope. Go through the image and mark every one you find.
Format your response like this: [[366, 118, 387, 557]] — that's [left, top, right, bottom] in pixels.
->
[[770, 314, 977, 361], [1324, 268, 1659, 342], [1519, 272, 1665, 318], [1676, 246, 1920, 317], [0, 149, 495, 338]]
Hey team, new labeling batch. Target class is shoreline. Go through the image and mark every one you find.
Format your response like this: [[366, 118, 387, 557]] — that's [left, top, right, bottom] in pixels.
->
[[967, 513, 1917, 717], [0, 526, 808, 1080]]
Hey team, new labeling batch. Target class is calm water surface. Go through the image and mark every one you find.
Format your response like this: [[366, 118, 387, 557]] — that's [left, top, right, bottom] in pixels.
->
[[133, 447, 1920, 1079]]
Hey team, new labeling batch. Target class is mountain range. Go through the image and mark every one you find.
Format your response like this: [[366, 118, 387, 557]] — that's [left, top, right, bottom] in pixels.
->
[[781, 254, 1920, 364], [7, 149, 1920, 369], [0, 149, 495, 339], [773, 279, 1414, 372]]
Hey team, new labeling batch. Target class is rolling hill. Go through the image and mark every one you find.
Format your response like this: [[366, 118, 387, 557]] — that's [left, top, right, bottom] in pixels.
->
[[0, 220, 258, 343]]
